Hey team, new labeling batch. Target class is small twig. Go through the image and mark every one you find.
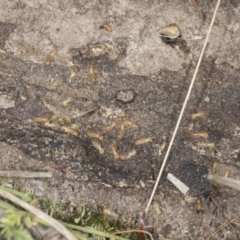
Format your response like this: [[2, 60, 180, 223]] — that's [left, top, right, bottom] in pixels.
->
[[0, 171, 52, 178], [206, 214, 240, 240], [0, 189, 77, 240], [145, 0, 222, 213]]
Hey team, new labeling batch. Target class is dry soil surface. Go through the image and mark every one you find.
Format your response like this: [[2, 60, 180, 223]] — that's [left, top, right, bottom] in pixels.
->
[[0, 1, 240, 239]]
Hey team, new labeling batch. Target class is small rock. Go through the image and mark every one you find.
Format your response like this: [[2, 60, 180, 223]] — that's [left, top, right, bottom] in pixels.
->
[[0, 95, 15, 109], [232, 23, 240, 33], [204, 96, 210, 102], [116, 90, 135, 104]]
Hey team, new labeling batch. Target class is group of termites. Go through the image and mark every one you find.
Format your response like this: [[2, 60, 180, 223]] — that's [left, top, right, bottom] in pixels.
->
[[43, 24, 113, 85], [190, 111, 232, 213], [189, 111, 231, 175], [87, 120, 154, 161], [32, 114, 80, 137], [189, 111, 215, 149], [32, 114, 154, 161]]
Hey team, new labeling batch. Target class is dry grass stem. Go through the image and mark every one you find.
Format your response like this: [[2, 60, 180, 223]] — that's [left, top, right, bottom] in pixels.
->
[[112, 229, 153, 240], [208, 174, 240, 191], [0, 189, 77, 240], [145, 0, 222, 213], [0, 171, 52, 178], [206, 214, 240, 240]]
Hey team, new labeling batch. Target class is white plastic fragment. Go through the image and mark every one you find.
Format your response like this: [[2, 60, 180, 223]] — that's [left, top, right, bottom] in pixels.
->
[[139, 180, 145, 188], [167, 173, 190, 195]]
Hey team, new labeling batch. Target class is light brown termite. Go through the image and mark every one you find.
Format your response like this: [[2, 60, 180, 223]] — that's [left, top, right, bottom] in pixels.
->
[[86, 130, 104, 141], [60, 126, 79, 137], [123, 120, 140, 130], [189, 132, 209, 139], [45, 49, 57, 66], [153, 201, 161, 215], [89, 65, 97, 84], [110, 142, 120, 160], [211, 162, 219, 174], [196, 142, 215, 149], [119, 149, 137, 160], [159, 25, 181, 39], [101, 121, 117, 133], [224, 169, 231, 178], [158, 141, 167, 158], [117, 124, 125, 140], [196, 199, 202, 213], [49, 114, 71, 125], [191, 111, 209, 120], [92, 139, 105, 155], [99, 24, 112, 32], [32, 116, 50, 123], [44, 122, 61, 129], [134, 137, 154, 145], [62, 97, 73, 107]]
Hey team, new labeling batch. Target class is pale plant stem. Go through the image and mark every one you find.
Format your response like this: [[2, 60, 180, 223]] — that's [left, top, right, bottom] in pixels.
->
[[145, 0, 222, 213], [0, 189, 77, 240]]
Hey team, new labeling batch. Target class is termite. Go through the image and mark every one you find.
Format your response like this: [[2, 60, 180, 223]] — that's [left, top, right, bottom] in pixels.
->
[[60, 126, 79, 137], [158, 141, 166, 157], [196, 142, 215, 149], [119, 149, 137, 160], [44, 122, 61, 130], [101, 121, 117, 133], [123, 120, 140, 130], [92, 139, 105, 155], [32, 116, 50, 123], [211, 162, 219, 174], [86, 130, 104, 141], [196, 199, 202, 213], [45, 49, 57, 66], [117, 123, 125, 140], [134, 137, 154, 145], [153, 201, 161, 215], [100, 24, 112, 32], [189, 132, 209, 139], [89, 65, 97, 84], [49, 114, 71, 125], [191, 111, 209, 120], [62, 97, 73, 107], [224, 169, 231, 177], [110, 142, 120, 160]]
